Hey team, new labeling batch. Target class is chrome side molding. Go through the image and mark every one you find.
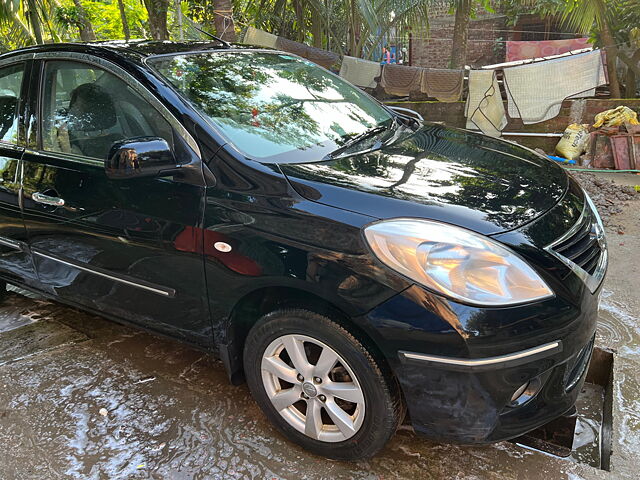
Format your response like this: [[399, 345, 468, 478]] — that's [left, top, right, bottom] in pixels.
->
[[33, 250, 175, 297], [399, 340, 562, 371], [0, 236, 22, 251]]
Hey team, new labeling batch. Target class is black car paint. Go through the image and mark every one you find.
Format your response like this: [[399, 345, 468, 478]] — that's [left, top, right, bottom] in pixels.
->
[[279, 124, 569, 235], [0, 42, 601, 445]]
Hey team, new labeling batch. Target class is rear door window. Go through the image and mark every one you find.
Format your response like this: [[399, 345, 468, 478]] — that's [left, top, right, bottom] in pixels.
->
[[0, 63, 24, 145]]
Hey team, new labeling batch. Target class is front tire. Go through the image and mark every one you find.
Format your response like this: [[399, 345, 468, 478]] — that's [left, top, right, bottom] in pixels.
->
[[243, 309, 403, 460]]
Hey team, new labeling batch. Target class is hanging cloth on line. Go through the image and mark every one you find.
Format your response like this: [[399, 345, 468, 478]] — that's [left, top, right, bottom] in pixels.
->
[[275, 37, 309, 57], [465, 70, 507, 138], [301, 46, 340, 70], [503, 50, 606, 124], [339, 56, 382, 89], [275, 37, 340, 69], [243, 26, 278, 49], [506, 38, 591, 62], [380, 64, 423, 97], [420, 68, 465, 102]]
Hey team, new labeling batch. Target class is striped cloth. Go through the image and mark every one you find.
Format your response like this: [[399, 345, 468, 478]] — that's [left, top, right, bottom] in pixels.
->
[[243, 27, 278, 49], [503, 50, 606, 124], [339, 56, 382, 89], [465, 70, 506, 138], [275, 37, 309, 57], [420, 68, 465, 102], [302, 46, 340, 70], [380, 64, 423, 97], [275, 37, 339, 70]]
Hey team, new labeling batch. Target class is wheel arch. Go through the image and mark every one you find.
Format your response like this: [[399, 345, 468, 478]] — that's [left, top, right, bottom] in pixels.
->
[[219, 285, 391, 386]]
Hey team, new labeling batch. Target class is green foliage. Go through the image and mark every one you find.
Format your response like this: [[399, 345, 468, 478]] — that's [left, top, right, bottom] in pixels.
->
[[0, 0, 60, 48], [56, 0, 148, 41], [501, 0, 565, 26], [609, 0, 640, 48]]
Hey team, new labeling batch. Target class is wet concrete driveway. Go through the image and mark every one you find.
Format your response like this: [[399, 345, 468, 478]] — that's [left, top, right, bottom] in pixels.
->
[[1, 178, 640, 479]]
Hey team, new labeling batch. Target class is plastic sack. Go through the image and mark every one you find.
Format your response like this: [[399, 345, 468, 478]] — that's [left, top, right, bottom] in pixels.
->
[[556, 123, 590, 160], [593, 106, 640, 128]]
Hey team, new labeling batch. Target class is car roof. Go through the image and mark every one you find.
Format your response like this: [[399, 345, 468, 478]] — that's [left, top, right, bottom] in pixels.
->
[[0, 40, 261, 62]]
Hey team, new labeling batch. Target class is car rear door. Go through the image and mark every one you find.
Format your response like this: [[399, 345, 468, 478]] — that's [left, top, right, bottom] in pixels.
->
[[0, 55, 39, 289], [21, 54, 212, 347]]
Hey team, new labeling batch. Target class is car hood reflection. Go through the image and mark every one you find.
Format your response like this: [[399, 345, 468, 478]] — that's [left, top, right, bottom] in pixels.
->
[[278, 123, 568, 235]]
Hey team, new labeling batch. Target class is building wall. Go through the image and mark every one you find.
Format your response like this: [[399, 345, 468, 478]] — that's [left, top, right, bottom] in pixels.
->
[[410, 15, 507, 68], [383, 98, 640, 152]]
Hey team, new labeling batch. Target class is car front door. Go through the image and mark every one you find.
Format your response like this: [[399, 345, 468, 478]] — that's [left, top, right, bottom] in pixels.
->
[[21, 55, 212, 346], [0, 56, 39, 289]]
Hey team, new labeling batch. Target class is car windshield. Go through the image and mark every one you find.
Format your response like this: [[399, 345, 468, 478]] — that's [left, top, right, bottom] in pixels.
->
[[148, 51, 394, 161]]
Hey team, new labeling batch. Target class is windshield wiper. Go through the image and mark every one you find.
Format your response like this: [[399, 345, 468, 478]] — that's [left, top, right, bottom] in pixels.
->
[[328, 125, 390, 159]]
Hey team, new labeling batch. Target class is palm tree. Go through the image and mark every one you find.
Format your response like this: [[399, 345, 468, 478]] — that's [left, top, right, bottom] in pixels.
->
[[117, 0, 131, 41], [0, 0, 59, 45], [560, 0, 621, 97], [233, 0, 432, 58], [212, 0, 236, 41], [143, 0, 170, 40], [449, 0, 471, 68], [72, 0, 96, 41]]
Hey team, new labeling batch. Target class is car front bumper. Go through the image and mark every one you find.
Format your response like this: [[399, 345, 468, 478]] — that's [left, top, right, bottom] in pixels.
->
[[396, 331, 594, 443], [356, 282, 600, 444]]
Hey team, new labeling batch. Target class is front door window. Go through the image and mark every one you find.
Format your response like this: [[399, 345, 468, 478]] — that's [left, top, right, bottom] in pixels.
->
[[41, 60, 173, 160]]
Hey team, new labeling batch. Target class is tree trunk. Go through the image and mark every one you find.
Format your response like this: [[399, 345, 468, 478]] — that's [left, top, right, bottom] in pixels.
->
[[73, 0, 97, 41], [25, 0, 44, 44], [619, 49, 640, 98], [175, 0, 183, 40], [143, 0, 170, 41], [293, 0, 305, 43], [449, 0, 471, 68], [348, 0, 357, 56], [212, 0, 236, 41], [117, 0, 131, 41], [311, 9, 323, 48], [625, 67, 636, 98], [600, 24, 621, 98]]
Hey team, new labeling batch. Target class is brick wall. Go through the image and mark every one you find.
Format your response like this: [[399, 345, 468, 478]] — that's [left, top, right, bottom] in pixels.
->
[[383, 99, 640, 152], [411, 16, 507, 68]]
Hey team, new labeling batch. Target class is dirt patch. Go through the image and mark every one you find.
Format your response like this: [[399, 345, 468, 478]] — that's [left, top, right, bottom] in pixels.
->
[[570, 171, 638, 230]]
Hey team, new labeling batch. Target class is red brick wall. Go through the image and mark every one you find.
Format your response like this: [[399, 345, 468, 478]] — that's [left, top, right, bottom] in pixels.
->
[[383, 99, 640, 152], [411, 16, 507, 68]]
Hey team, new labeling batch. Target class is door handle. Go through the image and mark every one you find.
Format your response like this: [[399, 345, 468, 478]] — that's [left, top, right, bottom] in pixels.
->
[[33, 192, 65, 207]]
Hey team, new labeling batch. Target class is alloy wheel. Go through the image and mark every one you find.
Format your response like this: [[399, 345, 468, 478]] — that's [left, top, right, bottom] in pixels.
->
[[260, 333, 366, 442]]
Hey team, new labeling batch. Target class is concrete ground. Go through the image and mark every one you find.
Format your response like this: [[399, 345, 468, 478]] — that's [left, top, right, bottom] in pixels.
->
[[1, 174, 639, 480]]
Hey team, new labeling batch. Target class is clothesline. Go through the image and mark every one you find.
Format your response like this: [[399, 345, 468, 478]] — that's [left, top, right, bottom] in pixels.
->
[[211, 11, 596, 38], [240, 27, 608, 141], [385, 36, 631, 50], [209, 15, 630, 54]]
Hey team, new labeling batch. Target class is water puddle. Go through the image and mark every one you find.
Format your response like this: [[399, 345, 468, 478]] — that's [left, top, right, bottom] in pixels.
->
[[570, 382, 604, 468], [597, 289, 640, 358], [0, 284, 637, 478], [0, 292, 51, 333]]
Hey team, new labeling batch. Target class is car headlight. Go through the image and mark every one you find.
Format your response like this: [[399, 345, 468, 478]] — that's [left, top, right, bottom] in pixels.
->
[[364, 219, 554, 306]]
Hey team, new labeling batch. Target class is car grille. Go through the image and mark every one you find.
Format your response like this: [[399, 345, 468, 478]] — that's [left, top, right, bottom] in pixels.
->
[[545, 201, 607, 293], [552, 210, 602, 277]]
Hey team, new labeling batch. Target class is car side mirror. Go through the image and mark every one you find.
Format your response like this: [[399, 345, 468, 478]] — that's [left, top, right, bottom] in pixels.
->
[[105, 137, 179, 180]]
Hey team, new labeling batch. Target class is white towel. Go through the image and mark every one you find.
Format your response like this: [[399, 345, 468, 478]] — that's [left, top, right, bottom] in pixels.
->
[[243, 26, 278, 49], [504, 50, 606, 124], [465, 70, 506, 138], [339, 56, 382, 89]]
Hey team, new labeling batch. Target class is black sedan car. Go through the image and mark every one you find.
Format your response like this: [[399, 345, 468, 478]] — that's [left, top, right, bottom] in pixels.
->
[[0, 40, 605, 460]]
